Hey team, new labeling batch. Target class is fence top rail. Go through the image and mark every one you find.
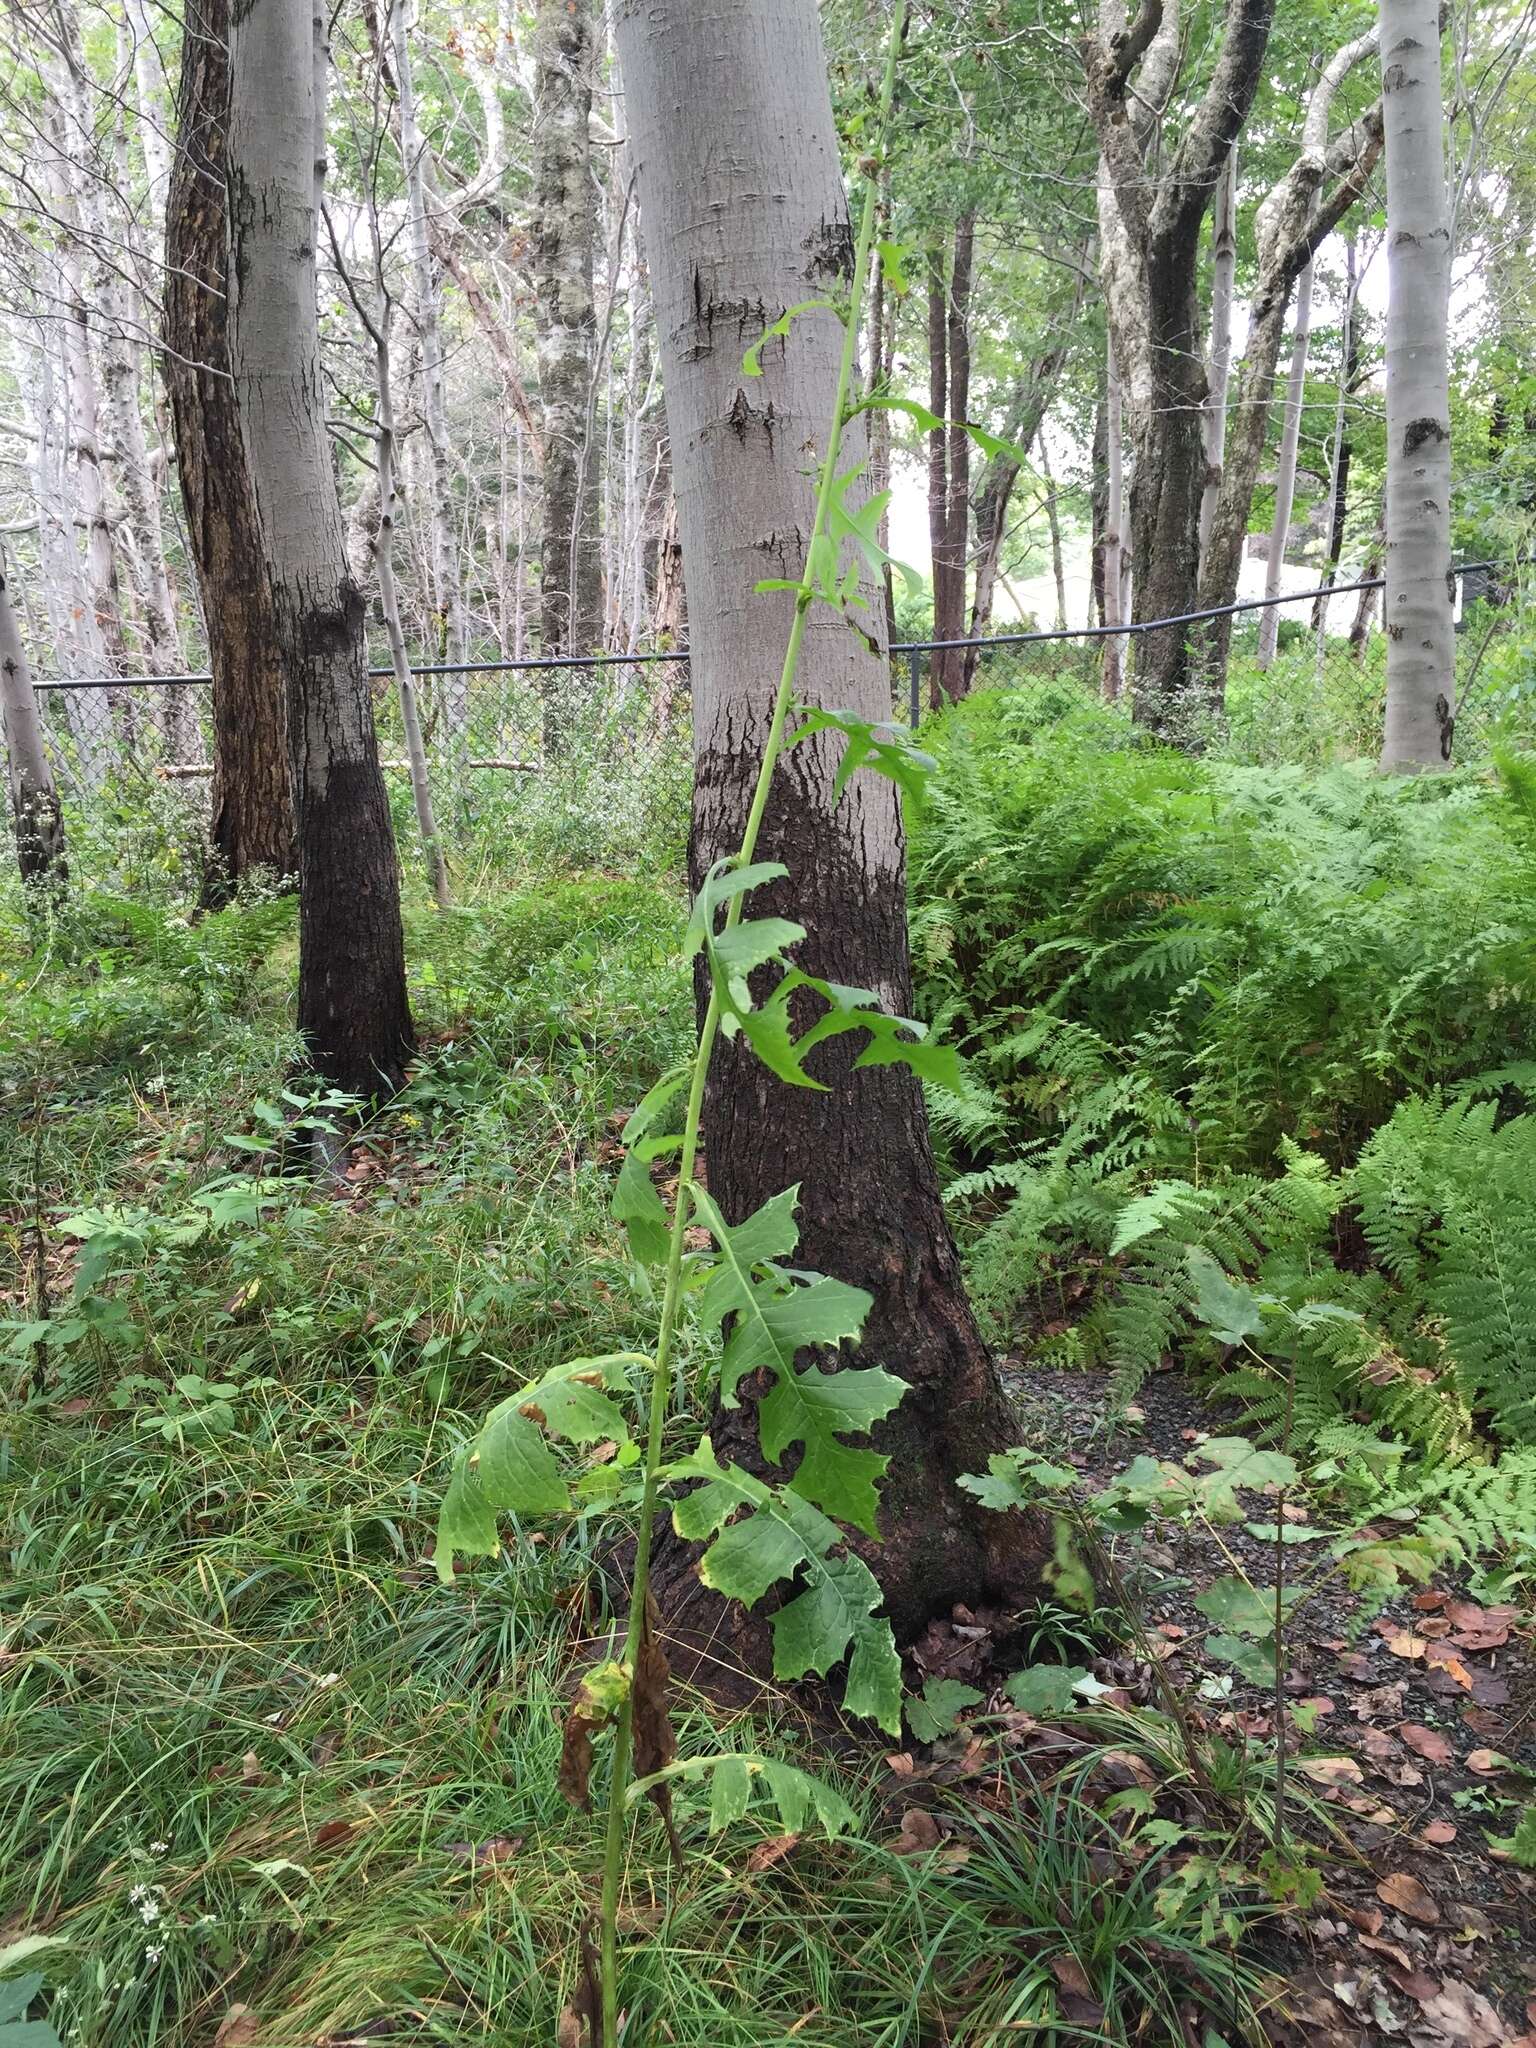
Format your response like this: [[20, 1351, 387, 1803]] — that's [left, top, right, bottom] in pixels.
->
[[893, 560, 1498, 654], [30, 560, 1500, 688]]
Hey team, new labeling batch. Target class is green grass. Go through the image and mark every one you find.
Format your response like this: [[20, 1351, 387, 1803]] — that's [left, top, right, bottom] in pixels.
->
[[0, 866, 976, 2048], [0, 796, 1318, 2048]]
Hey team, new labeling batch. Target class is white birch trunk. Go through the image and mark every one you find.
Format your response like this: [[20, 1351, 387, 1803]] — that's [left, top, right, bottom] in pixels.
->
[[1378, 0, 1456, 771], [1102, 336, 1127, 701], [1256, 258, 1313, 668], [1198, 145, 1239, 570], [0, 556, 66, 892], [387, 0, 468, 679], [611, 0, 1038, 1647], [372, 300, 450, 907], [125, 0, 174, 236], [1037, 426, 1068, 631], [227, 0, 412, 1096]]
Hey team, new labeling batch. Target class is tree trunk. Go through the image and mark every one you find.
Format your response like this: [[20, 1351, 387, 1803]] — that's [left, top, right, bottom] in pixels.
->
[[0, 560, 66, 896], [963, 321, 1074, 670], [1350, 532, 1383, 655], [165, 0, 296, 899], [226, 0, 412, 1097], [365, 272, 450, 909], [1198, 145, 1238, 573], [1087, 0, 1277, 736], [925, 217, 979, 701], [44, 91, 129, 695], [925, 245, 954, 704], [1090, 375, 1108, 628], [1193, 27, 1382, 689], [387, 0, 468, 675], [612, 0, 1046, 1652], [943, 213, 975, 682], [1378, 0, 1455, 772], [532, 0, 602, 741], [1102, 335, 1127, 700], [1038, 427, 1069, 631], [866, 180, 897, 652], [1255, 260, 1313, 668], [1313, 234, 1360, 637]]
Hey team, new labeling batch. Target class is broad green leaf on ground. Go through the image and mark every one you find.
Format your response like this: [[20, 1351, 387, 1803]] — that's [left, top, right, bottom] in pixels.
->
[[1206, 1632, 1277, 1687], [1004, 1664, 1090, 1714], [906, 1676, 983, 1741], [627, 1752, 856, 1837], [1194, 1574, 1300, 1637], [1191, 1437, 1299, 1517], [959, 1448, 1077, 1511], [613, 1148, 670, 1264], [1185, 1246, 1267, 1345]]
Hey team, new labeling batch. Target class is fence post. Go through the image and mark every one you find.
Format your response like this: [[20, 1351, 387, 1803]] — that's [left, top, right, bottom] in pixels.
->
[[908, 648, 921, 729]]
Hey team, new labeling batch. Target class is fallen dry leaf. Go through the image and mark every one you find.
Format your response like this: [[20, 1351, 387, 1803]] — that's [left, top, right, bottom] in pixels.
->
[[1360, 1934, 1415, 1970], [446, 1835, 524, 1865], [1424, 1646, 1475, 1689], [744, 1833, 800, 1874], [1361, 1726, 1402, 1761], [1354, 1682, 1409, 1721], [1049, 1954, 1095, 2001], [1413, 1592, 1450, 1613], [1379, 1626, 1429, 1660], [1415, 1978, 1508, 2048], [1376, 1871, 1441, 1926], [1397, 1723, 1454, 1764], [213, 2009, 262, 2048], [1450, 1623, 1510, 1653], [1420, 1821, 1458, 1846], [1465, 1749, 1510, 1775], [1297, 1755, 1365, 1786], [891, 1807, 943, 1856], [313, 1819, 355, 1850]]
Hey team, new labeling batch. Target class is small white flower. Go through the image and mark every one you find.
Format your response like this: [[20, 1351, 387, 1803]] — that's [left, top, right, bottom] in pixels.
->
[[143, 1945, 163, 1966], [149, 1840, 169, 1855]]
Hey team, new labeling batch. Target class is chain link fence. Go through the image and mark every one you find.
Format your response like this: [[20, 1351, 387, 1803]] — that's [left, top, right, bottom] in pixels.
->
[[15, 564, 1520, 886]]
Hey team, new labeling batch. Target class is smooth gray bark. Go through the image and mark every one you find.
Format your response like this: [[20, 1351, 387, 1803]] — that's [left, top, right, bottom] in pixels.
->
[[387, 0, 468, 672], [1102, 335, 1127, 701], [1378, 0, 1456, 772], [611, 0, 1045, 1644], [532, 0, 602, 704], [226, 0, 412, 1096], [0, 558, 66, 893], [1255, 259, 1313, 668], [1198, 146, 1239, 571], [1193, 25, 1383, 680]]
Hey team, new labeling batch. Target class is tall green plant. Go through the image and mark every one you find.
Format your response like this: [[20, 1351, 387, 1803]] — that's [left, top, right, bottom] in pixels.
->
[[430, 15, 1013, 2042]]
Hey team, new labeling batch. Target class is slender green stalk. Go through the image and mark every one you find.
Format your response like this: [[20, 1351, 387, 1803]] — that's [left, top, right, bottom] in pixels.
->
[[596, 13, 906, 2043]]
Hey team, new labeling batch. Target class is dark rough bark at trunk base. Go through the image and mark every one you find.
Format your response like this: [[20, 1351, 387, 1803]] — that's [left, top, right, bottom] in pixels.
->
[[294, 753, 413, 1101], [646, 739, 1051, 1679]]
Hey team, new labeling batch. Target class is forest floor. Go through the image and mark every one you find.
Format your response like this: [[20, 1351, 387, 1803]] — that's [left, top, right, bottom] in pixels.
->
[[884, 1363, 1536, 2048], [3, 853, 1535, 2048]]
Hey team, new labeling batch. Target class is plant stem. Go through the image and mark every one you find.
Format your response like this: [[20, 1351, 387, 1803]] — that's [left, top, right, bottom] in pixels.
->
[[595, 13, 906, 2044]]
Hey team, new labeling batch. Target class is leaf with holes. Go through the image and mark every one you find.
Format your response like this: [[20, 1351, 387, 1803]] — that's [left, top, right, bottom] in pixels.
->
[[666, 1442, 902, 1733]]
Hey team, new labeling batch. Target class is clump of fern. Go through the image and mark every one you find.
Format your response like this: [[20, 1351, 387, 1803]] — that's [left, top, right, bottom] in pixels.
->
[[1355, 1089, 1536, 1444]]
